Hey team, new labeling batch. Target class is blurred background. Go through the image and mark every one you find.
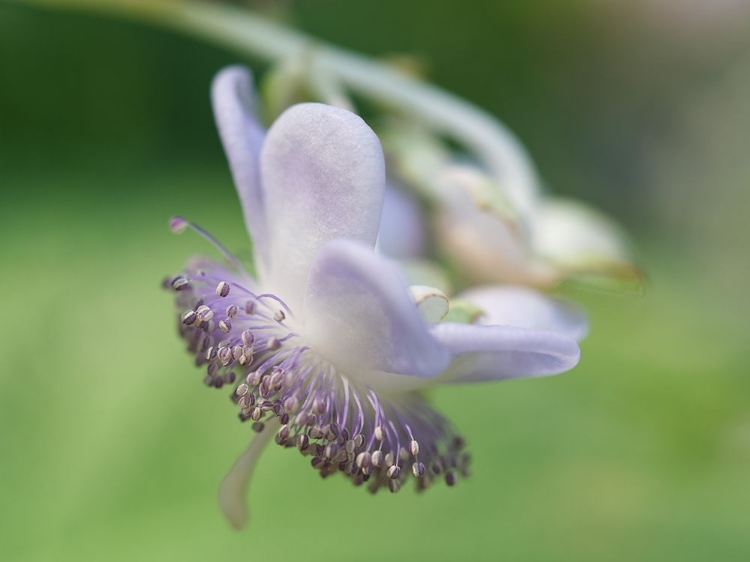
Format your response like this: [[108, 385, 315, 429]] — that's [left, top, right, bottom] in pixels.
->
[[1, 1, 749, 560]]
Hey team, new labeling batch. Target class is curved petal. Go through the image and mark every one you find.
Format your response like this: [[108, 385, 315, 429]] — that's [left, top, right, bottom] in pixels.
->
[[531, 197, 632, 269], [211, 66, 269, 269], [217, 421, 277, 530], [376, 183, 425, 259], [304, 239, 450, 378], [460, 286, 589, 341], [261, 103, 385, 308], [433, 184, 559, 288], [431, 322, 580, 383]]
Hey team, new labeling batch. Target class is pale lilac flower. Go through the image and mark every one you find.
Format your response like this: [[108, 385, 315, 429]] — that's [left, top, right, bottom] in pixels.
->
[[164, 66, 580, 529]]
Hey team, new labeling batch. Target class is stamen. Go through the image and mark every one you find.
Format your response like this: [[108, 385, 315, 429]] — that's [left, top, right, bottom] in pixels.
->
[[168, 252, 470, 502], [168, 216, 244, 271]]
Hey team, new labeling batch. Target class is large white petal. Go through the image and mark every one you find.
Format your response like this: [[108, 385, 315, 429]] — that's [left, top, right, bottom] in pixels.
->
[[431, 322, 580, 384], [260, 103, 385, 309], [303, 240, 450, 378]]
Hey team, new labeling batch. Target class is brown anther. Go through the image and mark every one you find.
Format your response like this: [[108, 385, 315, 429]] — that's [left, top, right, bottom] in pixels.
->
[[216, 281, 230, 297], [409, 439, 420, 456]]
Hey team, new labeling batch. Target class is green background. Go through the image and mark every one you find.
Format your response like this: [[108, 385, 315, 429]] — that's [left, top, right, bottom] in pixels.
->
[[1, 1, 749, 560]]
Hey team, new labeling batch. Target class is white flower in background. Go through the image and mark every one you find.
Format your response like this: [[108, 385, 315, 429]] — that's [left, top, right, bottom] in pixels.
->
[[382, 125, 642, 292], [377, 182, 590, 342]]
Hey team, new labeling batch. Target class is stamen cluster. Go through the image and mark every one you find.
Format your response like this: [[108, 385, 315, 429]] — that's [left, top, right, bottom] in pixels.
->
[[165, 259, 471, 493]]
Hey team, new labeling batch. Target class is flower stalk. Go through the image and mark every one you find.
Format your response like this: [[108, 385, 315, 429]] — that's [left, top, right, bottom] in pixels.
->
[[14, 0, 540, 213]]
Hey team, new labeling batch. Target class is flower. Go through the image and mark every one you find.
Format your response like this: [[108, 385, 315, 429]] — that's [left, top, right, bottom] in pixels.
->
[[382, 125, 642, 292], [164, 66, 581, 529], [377, 182, 590, 342]]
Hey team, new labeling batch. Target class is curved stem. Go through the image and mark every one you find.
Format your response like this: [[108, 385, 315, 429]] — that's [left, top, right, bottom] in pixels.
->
[[12, 0, 540, 214]]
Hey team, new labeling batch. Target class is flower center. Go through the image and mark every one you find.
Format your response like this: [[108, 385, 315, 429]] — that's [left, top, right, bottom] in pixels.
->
[[166, 234, 470, 493]]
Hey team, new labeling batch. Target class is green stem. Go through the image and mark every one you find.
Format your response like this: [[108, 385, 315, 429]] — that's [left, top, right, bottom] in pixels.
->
[[12, 0, 540, 212]]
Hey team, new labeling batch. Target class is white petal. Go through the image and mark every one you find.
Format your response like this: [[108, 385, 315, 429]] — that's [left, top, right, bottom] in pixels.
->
[[531, 197, 632, 269], [260, 103, 385, 308], [211, 66, 269, 270], [460, 286, 589, 341], [433, 183, 558, 287], [303, 240, 450, 378], [217, 422, 277, 530], [376, 183, 425, 259], [431, 322, 580, 384]]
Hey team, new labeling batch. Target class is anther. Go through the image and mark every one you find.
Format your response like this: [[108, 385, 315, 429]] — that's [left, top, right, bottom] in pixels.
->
[[219, 319, 232, 333], [259, 378, 271, 398], [327, 423, 341, 440], [353, 434, 365, 449], [313, 399, 326, 415], [324, 443, 339, 459], [205, 346, 217, 361], [216, 281, 230, 297], [274, 309, 285, 322], [196, 305, 213, 322], [371, 450, 384, 467], [245, 300, 256, 314], [238, 394, 255, 409], [355, 452, 371, 469], [236, 384, 248, 397], [296, 434, 309, 450], [169, 216, 188, 233], [270, 370, 285, 390], [387, 465, 401, 480], [260, 400, 275, 412], [374, 426, 384, 441], [445, 473, 457, 487], [181, 310, 197, 325], [283, 396, 299, 413], [171, 277, 190, 291], [250, 407, 263, 421], [218, 346, 232, 366], [385, 452, 395, 467], [241, 330, 255, 346], [251, 421, 265, 433], [226, 304, 239, 318], [412, 462, 426, 478], [409, 439, 420, 456]]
